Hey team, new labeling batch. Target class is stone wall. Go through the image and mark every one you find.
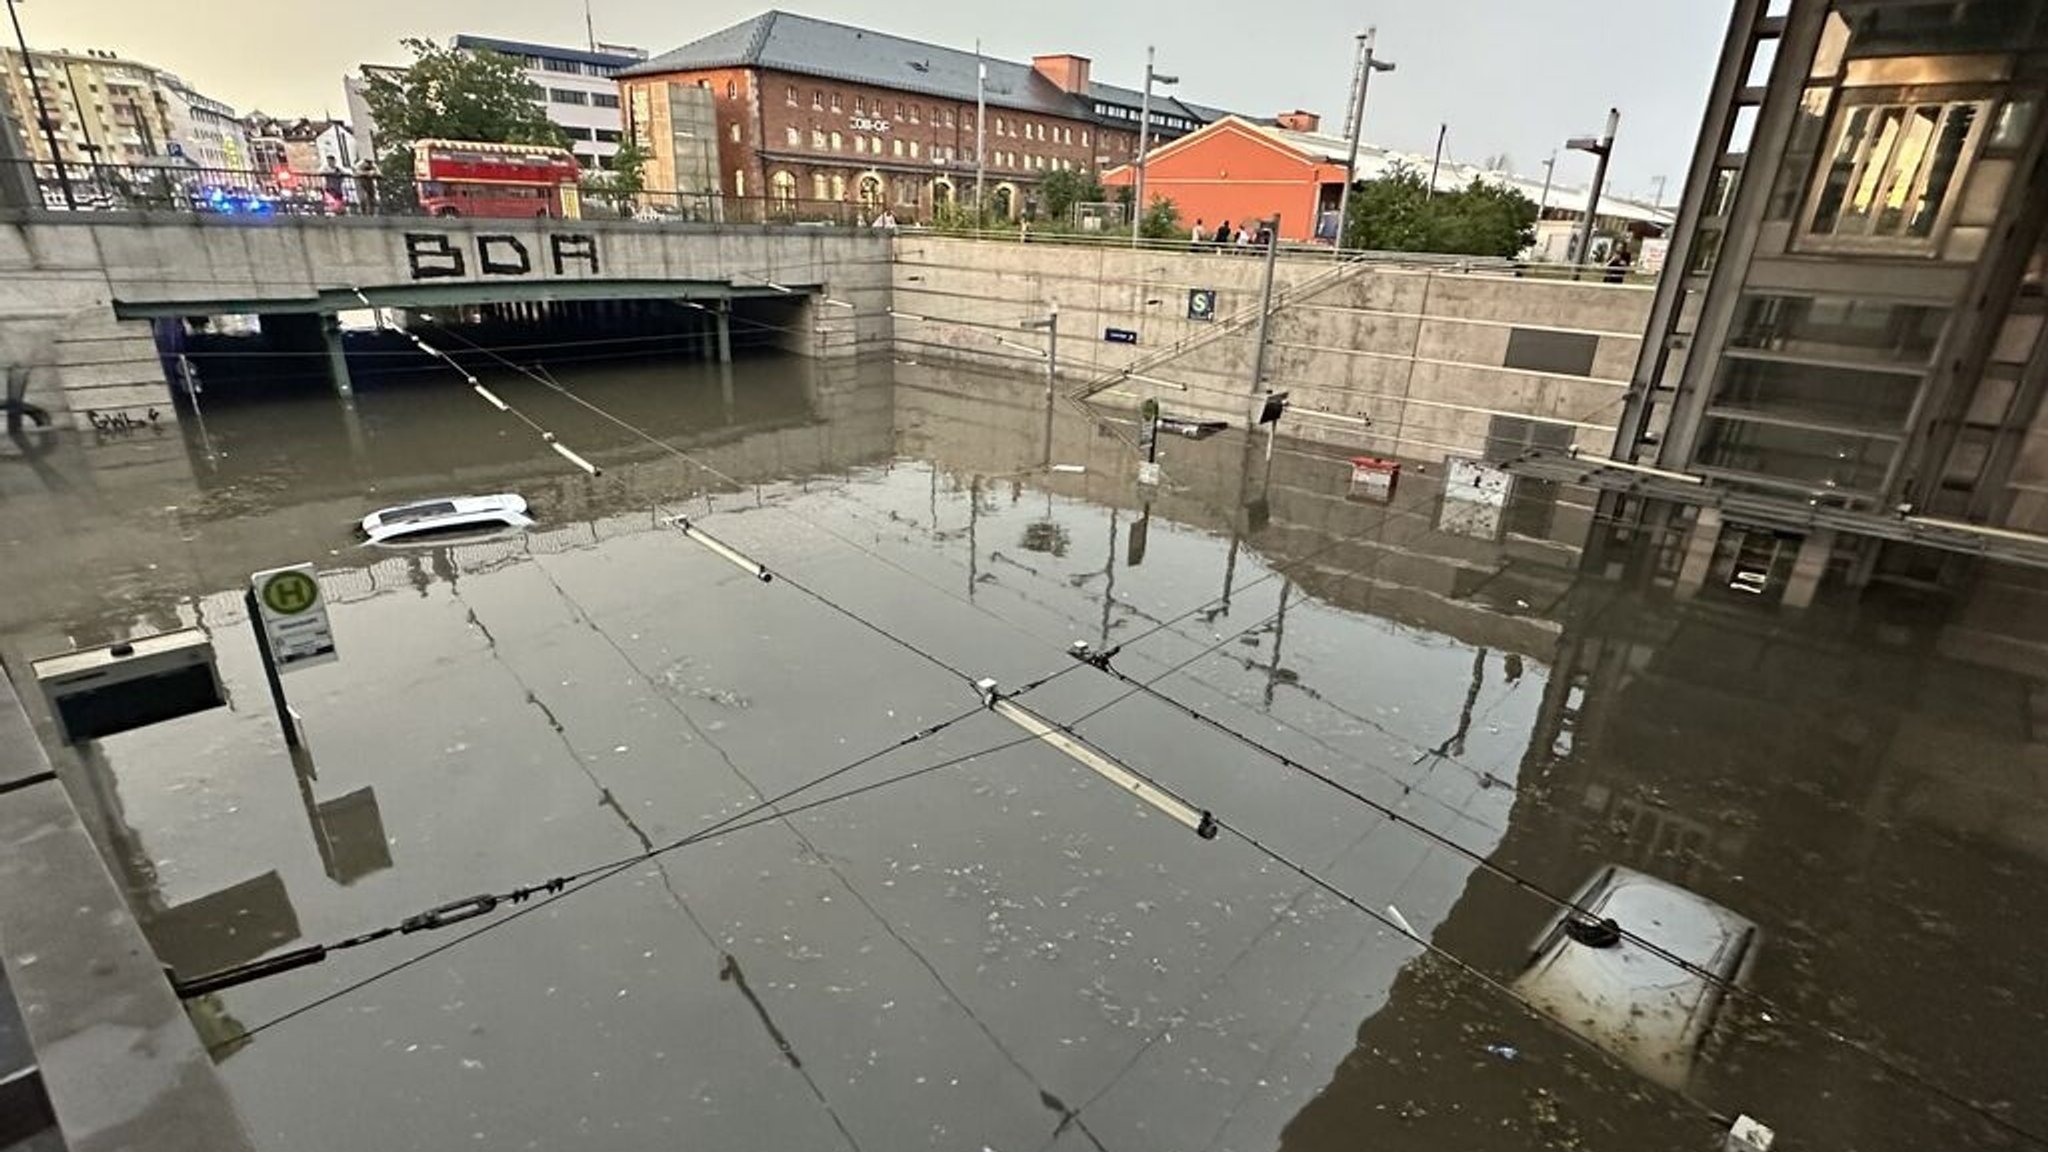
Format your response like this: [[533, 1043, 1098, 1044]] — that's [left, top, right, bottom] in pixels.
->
[[890, 236, 1654, 463]]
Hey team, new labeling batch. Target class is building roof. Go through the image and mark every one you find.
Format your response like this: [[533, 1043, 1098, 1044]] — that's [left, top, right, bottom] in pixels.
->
[[625, 11, 1232, 130], [1123, 116, 1675, 227], [453, 34, 645, 70]]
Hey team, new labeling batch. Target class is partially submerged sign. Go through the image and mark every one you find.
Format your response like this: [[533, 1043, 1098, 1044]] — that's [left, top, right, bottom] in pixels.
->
[[250, 564, 337, 672]]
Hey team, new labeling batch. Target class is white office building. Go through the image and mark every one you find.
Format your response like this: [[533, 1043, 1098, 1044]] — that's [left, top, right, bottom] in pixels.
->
[[451, 36, 646, 170]]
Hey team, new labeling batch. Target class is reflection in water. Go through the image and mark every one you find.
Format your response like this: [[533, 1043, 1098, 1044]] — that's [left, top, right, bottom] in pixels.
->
[[1, 354, 2045, 1151]]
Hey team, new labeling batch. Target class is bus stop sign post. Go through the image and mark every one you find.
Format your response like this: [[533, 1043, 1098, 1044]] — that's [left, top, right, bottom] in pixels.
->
[[247, 564, 339, 748]]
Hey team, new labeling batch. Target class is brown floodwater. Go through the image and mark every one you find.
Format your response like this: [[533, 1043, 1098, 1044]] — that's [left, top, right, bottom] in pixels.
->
[[2, 348, 2044, 1152]]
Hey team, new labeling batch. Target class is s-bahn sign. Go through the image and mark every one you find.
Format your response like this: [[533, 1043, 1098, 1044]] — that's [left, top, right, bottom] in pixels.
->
[[404, 232, 602, 281]]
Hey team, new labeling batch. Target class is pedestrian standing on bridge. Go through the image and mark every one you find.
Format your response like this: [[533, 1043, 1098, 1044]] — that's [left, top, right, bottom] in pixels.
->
[[1190, 218, 1206, 250]]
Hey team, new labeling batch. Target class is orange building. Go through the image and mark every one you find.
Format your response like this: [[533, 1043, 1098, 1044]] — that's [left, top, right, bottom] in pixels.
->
[[1103, 113, 1354, 243]]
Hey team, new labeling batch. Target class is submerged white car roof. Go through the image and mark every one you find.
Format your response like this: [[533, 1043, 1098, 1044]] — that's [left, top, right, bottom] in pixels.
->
[[360, 494, 531, 543], [1512, 865, 1756, 1090]]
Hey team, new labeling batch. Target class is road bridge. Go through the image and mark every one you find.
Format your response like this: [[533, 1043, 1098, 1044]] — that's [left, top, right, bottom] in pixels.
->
[[0, 214, 891, 428]]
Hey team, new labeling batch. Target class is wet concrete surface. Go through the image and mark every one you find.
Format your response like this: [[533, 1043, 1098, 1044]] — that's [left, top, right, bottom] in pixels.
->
[[2, 350, 2046, 1151]]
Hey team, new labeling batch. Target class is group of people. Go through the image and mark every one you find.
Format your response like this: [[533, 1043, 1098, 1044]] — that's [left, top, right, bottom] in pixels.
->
[[1188, 218, 1270, 251]]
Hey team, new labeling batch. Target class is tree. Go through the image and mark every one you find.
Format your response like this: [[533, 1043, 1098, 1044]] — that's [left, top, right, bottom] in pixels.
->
[[362, 39, 567, 181], [1139, 195, 1182, 241], [1344, 163, 1435, 251], [1342, 162, 1538, 258], [1037, 168, 1105, 225], [1433, 178, 1539, 258]]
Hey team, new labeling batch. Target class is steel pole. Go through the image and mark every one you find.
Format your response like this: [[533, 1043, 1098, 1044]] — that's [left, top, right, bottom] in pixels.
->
[[1132, 47, 1154, 246], [1427, 122, 1446, 199], [6, 0, 73, 209], [1333, 30, 1371, 254], [1573, 108, 1620, 278], [1043, 304, 1058, 465], [974, 43, 986, 222], [1248, 217, 1280, 396]]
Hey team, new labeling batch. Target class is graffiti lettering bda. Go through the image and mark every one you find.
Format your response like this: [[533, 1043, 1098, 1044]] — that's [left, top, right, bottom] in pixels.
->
[[405, 233, 602, 281], [87, 407, 162, 434]]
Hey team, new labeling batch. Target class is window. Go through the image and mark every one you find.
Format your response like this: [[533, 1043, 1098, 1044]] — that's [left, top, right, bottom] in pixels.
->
[[813, 173, 829, 199], [831, 92, 842, 112], [813, 89, 824, 110], [892, 138, 903, 157], [856, 96, 866, 115], [811, 127, 825, 148], [944, 108, 955, 127], [786, 126, 801, 147], [909, 140, 919, 159], [830, 131, 842, 150], [592, 93, 619, 109], [728, 124, 740, 143], [526, 83, 547, 102], [1806, 98, 1985, 245], [772, 170, 797, 205], [1728, 294, 1948, 367], [735, 169, 746, 198], [543, 57, 579, 74], [871, 136, 883, 153], [908, 105, 920, 124], [1081, 130, 1089, 147], [896, 102, 906, 119], [995, 116, 1005, 135], [855, 135, 867, 154], [787, 85, 799, 106], [593, 129, 620, 143], [726, 80, 737, 100]]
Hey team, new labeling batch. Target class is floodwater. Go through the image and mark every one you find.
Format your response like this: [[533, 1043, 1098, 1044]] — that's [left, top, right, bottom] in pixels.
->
[[3, 347, 2047, 1152]]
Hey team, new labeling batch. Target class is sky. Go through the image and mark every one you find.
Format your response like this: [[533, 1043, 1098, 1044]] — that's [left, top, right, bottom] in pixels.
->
[[24, 0, 1731, 201]]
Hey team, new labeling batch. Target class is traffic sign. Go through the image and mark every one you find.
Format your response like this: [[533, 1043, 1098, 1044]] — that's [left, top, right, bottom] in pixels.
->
[[1187, 289, 1216, 321], [250, 564, 336, 672]]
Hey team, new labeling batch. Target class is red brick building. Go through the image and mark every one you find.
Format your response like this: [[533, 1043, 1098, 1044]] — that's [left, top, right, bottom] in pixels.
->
[[620, 11, 1233, 222]]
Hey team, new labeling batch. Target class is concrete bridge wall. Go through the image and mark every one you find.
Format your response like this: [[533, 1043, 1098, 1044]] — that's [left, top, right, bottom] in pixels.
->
[[0, 215, 893, 430], [890, 236, 1654, 463]]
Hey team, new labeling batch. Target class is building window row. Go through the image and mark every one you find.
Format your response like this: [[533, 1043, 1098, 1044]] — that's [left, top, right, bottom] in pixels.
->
[[788, 84, 957, 126], [549, 88, 588, 106]]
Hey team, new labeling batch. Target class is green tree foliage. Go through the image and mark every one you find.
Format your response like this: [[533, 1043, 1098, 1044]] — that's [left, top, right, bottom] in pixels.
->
[[1342, 162, 1539, 257], [362, 39, 567, 180], [1139, 195, 1182, 241], [1037, 168, 1105, 224]]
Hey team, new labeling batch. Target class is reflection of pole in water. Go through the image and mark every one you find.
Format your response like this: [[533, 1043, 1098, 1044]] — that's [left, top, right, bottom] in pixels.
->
[[968, 475, 981, 600], [1264, 579, 1292, 709], [1100, 506, 1119, 648]]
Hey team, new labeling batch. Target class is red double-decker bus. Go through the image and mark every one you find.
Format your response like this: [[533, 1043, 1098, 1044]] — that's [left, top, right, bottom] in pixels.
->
[[413, 139, 583, 219]]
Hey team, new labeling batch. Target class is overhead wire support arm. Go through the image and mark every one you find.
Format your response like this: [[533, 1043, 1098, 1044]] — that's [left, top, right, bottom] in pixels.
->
[[975, 676, 1218, 839], [666, 515, 773, 582]]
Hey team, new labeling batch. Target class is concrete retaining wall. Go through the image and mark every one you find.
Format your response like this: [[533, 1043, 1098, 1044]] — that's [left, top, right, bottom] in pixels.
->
[[0, 215, 894, 430], [890, 235, 1653, 462]]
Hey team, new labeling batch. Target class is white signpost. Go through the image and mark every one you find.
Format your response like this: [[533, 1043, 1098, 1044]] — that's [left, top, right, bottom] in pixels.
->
[[250, 564, 337, 671], [247, 564, 336, 748]]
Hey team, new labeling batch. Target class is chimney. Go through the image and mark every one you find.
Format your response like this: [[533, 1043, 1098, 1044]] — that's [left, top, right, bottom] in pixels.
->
[[1032, 54, 1093, 94], [1275, 110, 1321, 133]]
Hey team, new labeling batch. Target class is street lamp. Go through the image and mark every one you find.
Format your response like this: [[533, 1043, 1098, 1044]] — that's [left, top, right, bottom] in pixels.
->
[[1333, 29, 1394, 255], [1130, 47, 1178, 247], [1566, 108, 1620, 277], [5, 0, 73, 209]]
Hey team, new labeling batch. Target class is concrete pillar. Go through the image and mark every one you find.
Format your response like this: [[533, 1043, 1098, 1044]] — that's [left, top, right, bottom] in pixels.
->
[[1780, 528, 1835, 610], [716, 301, 733, 364], [1675, 507, 1723, 600], [322, 314, 353, 398]]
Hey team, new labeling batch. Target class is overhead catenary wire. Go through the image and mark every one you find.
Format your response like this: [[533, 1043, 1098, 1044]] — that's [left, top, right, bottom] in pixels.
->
[[1058, 647, 2048, 1150], [189, 576, 1320, 1045]]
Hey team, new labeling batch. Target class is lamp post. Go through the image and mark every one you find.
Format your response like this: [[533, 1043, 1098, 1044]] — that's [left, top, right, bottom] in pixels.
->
[[5, 0, 73, 209], [1020, 304, 1059, 464], [974, 41, 986, 221], [1130, 47, 1178, 246], [1567, 108, 1620, 279], [1333, 29, 1394, 255]]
